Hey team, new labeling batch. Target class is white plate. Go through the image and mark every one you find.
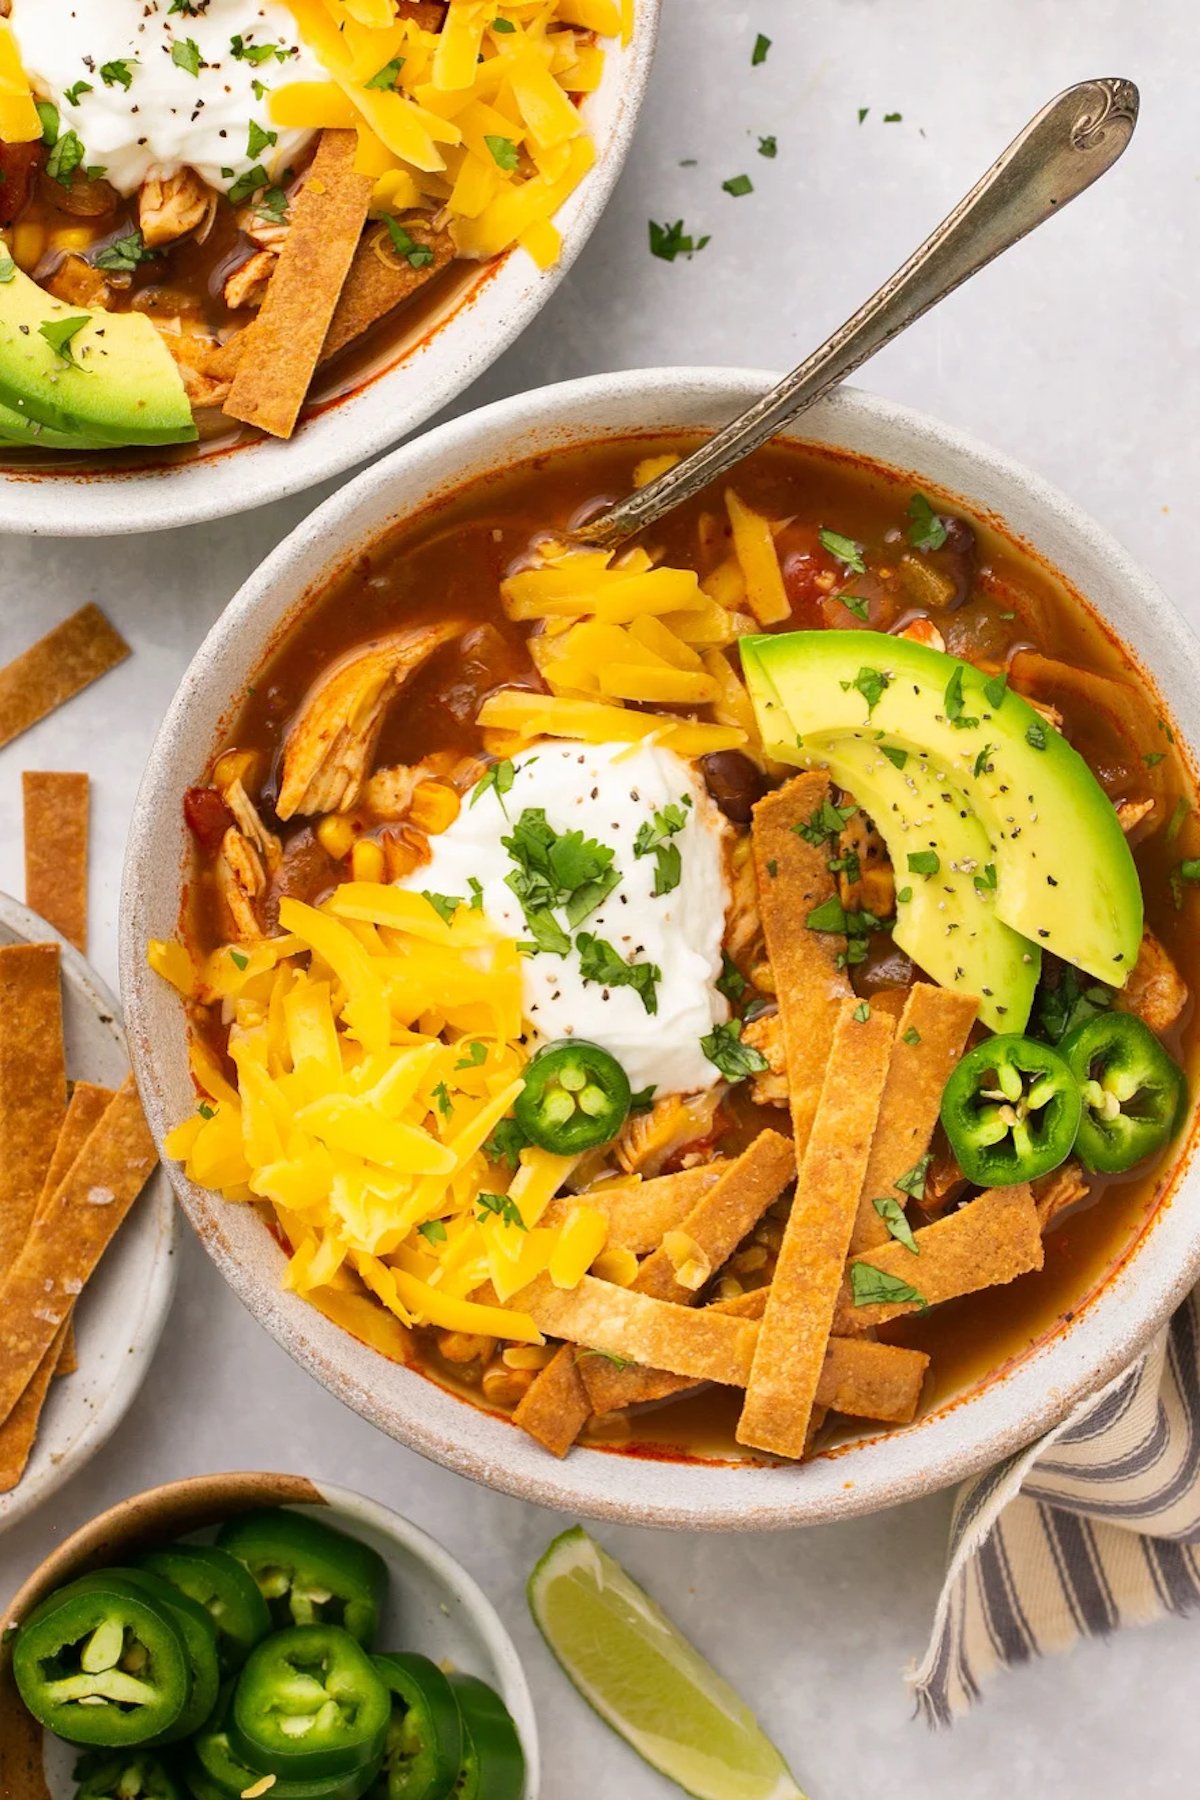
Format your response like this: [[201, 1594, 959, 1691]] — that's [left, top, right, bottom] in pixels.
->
[[0, 893, 178, 1534]]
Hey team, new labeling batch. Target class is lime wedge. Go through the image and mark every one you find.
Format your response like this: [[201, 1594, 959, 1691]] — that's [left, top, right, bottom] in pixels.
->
[[528, 1527, 806, 1800]]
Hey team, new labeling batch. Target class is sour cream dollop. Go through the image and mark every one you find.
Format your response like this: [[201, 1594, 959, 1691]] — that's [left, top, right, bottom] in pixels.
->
[[10, 0, 326, 198], [405, 741, 732, 1098]]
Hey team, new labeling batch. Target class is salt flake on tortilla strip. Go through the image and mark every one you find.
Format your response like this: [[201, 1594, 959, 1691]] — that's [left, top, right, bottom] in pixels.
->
[[224, 130, 375, 440], [512, 1342, 592, 1458], [22, 772, 89, 954], [0, 945, 67, 1279], [0, 606, 129, 753], [737, 998, 896, 1459], [850, 985, 979, 1253], [0, 1076, 156, 1430], [516, 1273, 759, 1387], [836, 1181, 1044, 1332], [750, 773, 852, 1158]]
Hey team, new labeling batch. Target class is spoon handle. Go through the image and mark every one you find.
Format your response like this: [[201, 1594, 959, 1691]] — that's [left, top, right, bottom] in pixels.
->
[[576, 77, 1138, 553]]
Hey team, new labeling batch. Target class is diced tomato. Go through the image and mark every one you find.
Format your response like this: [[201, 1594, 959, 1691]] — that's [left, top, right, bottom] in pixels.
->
[[183, 785, 235, 857], [777, 523, 839, 626], [0, 143, 43, 228]]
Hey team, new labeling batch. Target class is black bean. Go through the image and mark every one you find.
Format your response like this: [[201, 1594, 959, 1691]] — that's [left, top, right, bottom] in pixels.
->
[[700, 751, 767, 823]]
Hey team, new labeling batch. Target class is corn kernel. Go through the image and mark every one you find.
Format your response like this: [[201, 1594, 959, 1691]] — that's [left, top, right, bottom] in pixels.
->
[[591, 1246, 639, 1287], [409, 781, 460, 835], [732, 1244, 768, 1274], [50, 226, 94, 254], [437, 1330, 495, 1364], [717, 1274, 745, 1300], [213, 749, 258, 790], [12, 223, 45, 270], [482, 1365, 534, 1408], [351, 838, 386, 883], [316, 814, 357, 860], [502, 1344, 555, 1370]]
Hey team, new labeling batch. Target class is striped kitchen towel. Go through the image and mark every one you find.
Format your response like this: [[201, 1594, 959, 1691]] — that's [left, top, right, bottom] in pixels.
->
[[911, 1289, 1200, 1723]]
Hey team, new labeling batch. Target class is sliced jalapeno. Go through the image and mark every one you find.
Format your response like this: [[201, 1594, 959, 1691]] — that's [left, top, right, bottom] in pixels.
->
[[514, 1040, 632, 1154], [13, 1572, 191, 1747], [941, 1033, 1082, 1186], [74, 1751, 183, 1800], [139, 1545, 271, 1674], [111, 1570, 221, 1744], [187, 1681, 382, 1800], [447, 1675, 524, 1800], [1061, 1012, 1187, 1174], [230, 1624, 391, 1782], [217, 1510, 387, 1646], [370, 1653, 462, 1800]]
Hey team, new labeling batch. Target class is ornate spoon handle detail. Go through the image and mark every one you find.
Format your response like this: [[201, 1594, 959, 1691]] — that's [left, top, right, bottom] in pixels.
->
[[575, 78, 1138, 553]]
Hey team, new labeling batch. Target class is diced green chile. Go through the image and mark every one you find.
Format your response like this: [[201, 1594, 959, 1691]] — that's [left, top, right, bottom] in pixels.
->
[[188, 1681, 382, 1800], [513, 1040, 631, 1154], [1061, 1012, 1186, 1173], [73, 1751, 184, 1800], [231, 1624, 391, 1781], [138, 1544, 271, 1672], [370, 1653, 463, 1800], [940, 1033, 1081, 1185], [217, 1509, 388, 1645], [12, 1573, 191, 1747], [111, 1569, 221, 1744], [447, 1675, 524, 1800]]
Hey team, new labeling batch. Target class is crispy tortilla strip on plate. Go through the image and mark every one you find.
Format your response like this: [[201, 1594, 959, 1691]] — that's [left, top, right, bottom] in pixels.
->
[[835, 1182, 1044, 1332], [0, 1323, 67, 1495], [582, 1286, 769, 1414], [630, 1131, 795, 1305], [22, 772, 89, 954], [224, 129, 374, 439], [517, 1273, 758, 1387], [512, 1343, 591, 1458], [324, 221, 456, 362], [0, 606, 129, 753], [0, 1076, 156, 1429], [737, 998, 896, 1459], [850, 985, 979, 1253], [0, 944, 66, 1278], [751, 773, 852, 1157], [540, 1164, 727, 1255], [38, 1083, 115, 1380]]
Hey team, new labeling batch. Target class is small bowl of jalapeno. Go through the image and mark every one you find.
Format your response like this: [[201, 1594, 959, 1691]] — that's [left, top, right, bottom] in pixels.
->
[[0, 1472, 538, 1800]]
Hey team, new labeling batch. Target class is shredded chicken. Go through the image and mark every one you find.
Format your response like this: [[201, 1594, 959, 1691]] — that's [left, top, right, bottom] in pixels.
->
[[1117, 796, 1156, 837], [216, 826, 267, 941], [723, 835, 761, 965], [139, 169, 215, 249], [46, 253, 111, 310], [1116, 929, 1189, 1035], [224, 250, 276, 313], [224, 777, 282, 874], [364, 752, 464, 821], [237, 204, 290, 252], [742, 1011, 788, 1107], [837, 811, 895, 916], [615, 1090, 722, 1179], [896, 616, 946, 653], [1034, 1161, 1089, 1231], [1023, 693, 1064, 731], [277, 624, 464, 821]]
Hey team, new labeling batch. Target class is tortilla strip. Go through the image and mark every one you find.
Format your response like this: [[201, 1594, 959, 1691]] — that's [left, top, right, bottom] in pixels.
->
[[22, 772, 89, 953], [516, 1273, 758, 1388], [849, 986, 979, 1253], [540, 1164, 728, 1254], [0, 945, 66, 1279], [324, 221, 456, 362], [0, 1324, 67, 1495], [512, 1344, 591, 1458], [38, 1083, 115, 1380], [577, 1133, 795, 1413], [0, 1076, 156, 1429], [0, 606, 129, 752], [737, 999, 896, 1459], [224, 130, 374, 439], [835, 1181, 1044, 1332], [751, 773, 852, 1158]]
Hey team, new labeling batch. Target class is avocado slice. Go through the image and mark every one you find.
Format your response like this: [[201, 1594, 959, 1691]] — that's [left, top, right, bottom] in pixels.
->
[[0, 262, 196, 447], [0, 394, 118, 452], [817, 735, 1039, 1029], [741, 629, 1142, 1016]]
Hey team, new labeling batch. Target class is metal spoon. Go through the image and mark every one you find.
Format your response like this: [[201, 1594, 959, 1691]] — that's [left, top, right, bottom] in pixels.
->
[[574, 77, 1138, 553]]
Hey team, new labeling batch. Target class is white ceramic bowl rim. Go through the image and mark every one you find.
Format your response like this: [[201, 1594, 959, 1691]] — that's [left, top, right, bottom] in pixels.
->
[[0, 4, 659, 539], [121, 369, 1200, 1530]]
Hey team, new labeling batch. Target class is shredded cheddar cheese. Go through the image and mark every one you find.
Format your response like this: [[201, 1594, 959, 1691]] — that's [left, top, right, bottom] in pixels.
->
[[154, 878, 616, 1345], [0, 24, 43, 144]]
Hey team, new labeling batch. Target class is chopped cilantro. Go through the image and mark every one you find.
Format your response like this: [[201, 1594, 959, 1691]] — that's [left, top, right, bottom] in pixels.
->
[[983, 672, 1008, 709], [471, 757, 515, 812], [418, 1219, 448, 1244], [94, 230, 154, 273], [895, 1153, 933, 1200], [485, 1118, 528, 1169], [38, 314, 88, 364], [649, 218, 710, 261], [1166, 797, 1190, 842], [36, 100, 59, 147], [902, 1026, 921, 1046], [228, 164, 268, 206], [883, 112, 903, 122], [700, 1019, 769, 1082], [1026, 720, 1048, 751], [907, 850, 940, 877], [880, 743, 907, 770], [64, 81, 94, 106], [1033, 964, 1112, 1044], [906, 492, 947, 552], [716, 953, 748, 1003], [857, 106, 869, 123], [0, 254, 15, 285], [795, 798, 857, 847], [852, 1000, 871, 1023], [751, 32, 771, 64], [421, 891, 463, 925], [806, 895, 848, 933], [171, 38, 204, 77], [851, 1263, 926, 1308], [476, 1191, 527, 1231], [634, 800, 687, 896], [491, 16, 516, 30], [229, 948, 249, 971], [503, 805, 620, 937], [629, 1085, 656, 1114], [873, 1196, 918, 1253], [943, 665, 978, 730], [485, 134, 520, 171], [757, 134, 778, 158], [432, 1082, 454, 1118], [841, 594, 869, 621], [576, 932, 661, 1014], [722, 173, 754, 197], [973, 863, 998, 893], [455, 1040, 487, 1070], [383, 216, 435, 268], [973, 743, 996, 778], [467, 876, 485, 912], [1144, 752, 1166, 769], [366, 56, 406, 90], [231, 36, 285, 65], [197, 1102, 216, 1121], [47, 130, 85, 186], [846, 665, 889, 715], [247, 120, 277, 160], [818, 527, 866, 573], [896, 886, 913, 904], [100, 60, 136, 90]]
